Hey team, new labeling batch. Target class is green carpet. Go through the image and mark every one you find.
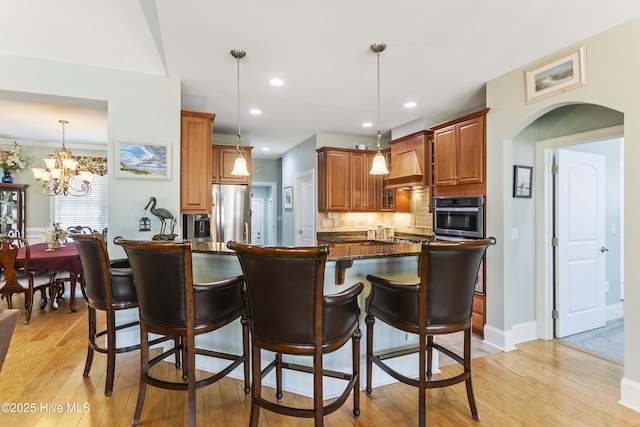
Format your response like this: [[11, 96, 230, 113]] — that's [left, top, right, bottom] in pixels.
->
[[556, 318, 623, 364]]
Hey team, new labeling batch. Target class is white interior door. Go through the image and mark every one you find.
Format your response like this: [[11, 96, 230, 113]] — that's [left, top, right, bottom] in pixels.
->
[[296, 171, 315, 246], [251, 198, 264, 244], [556, 149, 606, 337]]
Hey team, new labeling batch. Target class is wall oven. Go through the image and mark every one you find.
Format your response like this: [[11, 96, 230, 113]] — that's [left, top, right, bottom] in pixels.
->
[[432, 195, 484, 240]]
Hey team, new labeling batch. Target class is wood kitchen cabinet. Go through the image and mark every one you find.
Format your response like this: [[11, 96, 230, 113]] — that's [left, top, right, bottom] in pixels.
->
[[180, 110, 214, 214], [212, 144, 252, 184], [0, 183, 27, 238], [432, 108, 489, 196], [317, 147, 378, 212]]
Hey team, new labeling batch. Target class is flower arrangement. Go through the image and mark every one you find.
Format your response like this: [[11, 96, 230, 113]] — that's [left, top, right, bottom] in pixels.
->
[[0, 142, 32, 173]]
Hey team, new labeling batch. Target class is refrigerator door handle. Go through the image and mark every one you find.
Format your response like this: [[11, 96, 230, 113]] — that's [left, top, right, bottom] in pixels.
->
[[244, 222, 249, 244], [219, 192, 225, 243]]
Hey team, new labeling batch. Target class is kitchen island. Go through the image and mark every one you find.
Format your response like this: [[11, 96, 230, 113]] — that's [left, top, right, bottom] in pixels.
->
[[188, 238, 432, 398]]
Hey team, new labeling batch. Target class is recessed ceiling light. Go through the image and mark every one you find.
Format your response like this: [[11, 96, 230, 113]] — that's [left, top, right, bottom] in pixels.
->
[[269, 78, 284, 86], [261, 147, 269, 151], [404, 101, 417, 108], [249, 109, 262, 115], [362, 122, 373, 127]]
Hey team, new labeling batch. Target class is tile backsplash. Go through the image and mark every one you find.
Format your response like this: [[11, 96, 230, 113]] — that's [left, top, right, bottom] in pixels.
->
[[317, 188, 433, 236]]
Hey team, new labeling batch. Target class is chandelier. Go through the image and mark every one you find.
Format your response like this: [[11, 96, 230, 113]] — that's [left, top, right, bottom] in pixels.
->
[[369, 42, 390, 175], [31, 120, 93, 196], [230, 49, 250, 176]]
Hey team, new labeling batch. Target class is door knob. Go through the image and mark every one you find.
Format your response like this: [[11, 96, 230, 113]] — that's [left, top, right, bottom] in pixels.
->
[[601, 246, 609, 253]]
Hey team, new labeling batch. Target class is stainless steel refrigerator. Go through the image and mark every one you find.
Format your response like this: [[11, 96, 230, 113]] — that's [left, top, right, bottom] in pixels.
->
[[184, 184, 251, 250]]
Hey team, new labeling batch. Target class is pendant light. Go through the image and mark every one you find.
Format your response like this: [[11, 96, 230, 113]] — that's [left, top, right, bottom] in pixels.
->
[[230, 49, 250, 176], [369, 43, 390, 175]]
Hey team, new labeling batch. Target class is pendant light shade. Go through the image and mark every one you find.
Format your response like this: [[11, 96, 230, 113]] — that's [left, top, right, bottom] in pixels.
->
[[230, 155, 250, 176], [230, 49, 250, 177], [369, 43, 389, 175], [370, 149, 389, 175]]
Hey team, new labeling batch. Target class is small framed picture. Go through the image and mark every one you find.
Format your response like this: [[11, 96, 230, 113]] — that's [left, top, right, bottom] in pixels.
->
[[284, 186, 293, 210], [116, 140, 171, 180], [513, 165, 533, 198]]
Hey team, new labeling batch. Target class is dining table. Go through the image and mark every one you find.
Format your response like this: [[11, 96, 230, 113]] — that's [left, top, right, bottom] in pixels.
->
[[16, 242, 83, 313]]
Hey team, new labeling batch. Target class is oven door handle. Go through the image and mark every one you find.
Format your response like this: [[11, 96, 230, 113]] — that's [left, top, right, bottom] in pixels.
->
[[434, 207, 481, 212]]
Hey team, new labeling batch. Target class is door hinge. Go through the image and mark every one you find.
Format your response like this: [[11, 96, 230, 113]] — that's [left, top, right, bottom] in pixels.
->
[[551, 237, 559, 247], [552, 310, 559, 320], [551, 165, 559, 174]]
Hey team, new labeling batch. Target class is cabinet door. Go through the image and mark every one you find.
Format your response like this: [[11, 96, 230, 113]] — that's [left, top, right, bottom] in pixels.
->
[[211, 145, 219, 182], [324, 150, 350, 211], [217, 146, 252, 184], [379, 150, 395, 211], [350, 152, 375, 212], [457, 117, 484, 185], [180, 111, 213, 214], [433, 125, 458, 186]]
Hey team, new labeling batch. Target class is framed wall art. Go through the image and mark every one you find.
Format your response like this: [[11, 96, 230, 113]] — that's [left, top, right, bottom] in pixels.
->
[[284, 186, 293, 210], [525, 44, 586, 104], [513, 165, 533, 198], [116, 140, 171, 180]]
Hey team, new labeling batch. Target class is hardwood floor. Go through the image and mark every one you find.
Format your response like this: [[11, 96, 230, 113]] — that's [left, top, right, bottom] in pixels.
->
[[1, 293, 639, 426]]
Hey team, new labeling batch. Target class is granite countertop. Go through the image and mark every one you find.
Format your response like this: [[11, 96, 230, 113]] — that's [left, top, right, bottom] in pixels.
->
[[191, 241, 237, 255], [325, 241, 421, 261], [190, 238, 425, 261]]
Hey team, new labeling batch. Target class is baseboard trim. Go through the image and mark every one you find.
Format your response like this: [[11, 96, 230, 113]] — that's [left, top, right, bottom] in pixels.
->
[[620, 377, 640, 413], [483, 321, 538, 352]]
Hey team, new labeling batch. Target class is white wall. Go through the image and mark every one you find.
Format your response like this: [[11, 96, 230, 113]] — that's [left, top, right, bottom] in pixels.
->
[[486, 17, 640, 410], [0, 54, 181, 258]]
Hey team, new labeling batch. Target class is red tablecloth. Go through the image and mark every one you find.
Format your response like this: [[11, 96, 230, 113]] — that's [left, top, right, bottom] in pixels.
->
[[17, 242, 82, 274]]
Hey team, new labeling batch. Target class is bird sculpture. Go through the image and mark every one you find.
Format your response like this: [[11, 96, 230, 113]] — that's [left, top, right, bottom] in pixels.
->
[[144, 197, 177, 239]]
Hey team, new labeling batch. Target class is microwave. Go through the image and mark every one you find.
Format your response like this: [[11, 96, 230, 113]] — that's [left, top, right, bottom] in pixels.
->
[[432, 195, 484, 239]]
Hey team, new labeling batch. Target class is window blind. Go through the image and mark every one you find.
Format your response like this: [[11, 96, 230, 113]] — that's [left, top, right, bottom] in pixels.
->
[[53, 174, 108, 232]]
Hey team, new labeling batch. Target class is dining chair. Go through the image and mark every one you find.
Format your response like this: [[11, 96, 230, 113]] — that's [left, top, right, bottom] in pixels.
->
[[65, 225, 95, 235], [0, 236, 57, 324], [115, 238, 249, 427], [227, 241, 363, 427], [364, 237, 496, 426], [73, 233, 172, 396]]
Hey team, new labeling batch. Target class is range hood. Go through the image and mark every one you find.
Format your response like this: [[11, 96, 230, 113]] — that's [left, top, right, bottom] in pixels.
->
[[385, 130, 432, 189]]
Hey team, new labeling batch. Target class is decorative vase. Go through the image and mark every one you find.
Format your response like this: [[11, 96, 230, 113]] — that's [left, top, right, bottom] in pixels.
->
[[2, 171, 13, 183]]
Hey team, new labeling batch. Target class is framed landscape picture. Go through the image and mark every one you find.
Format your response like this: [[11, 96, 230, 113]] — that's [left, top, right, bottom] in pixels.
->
[[116, 140, 171, 180], [525, 44, 586, 104]]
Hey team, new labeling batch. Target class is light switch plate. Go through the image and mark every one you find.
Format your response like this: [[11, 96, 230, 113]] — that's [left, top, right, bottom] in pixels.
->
[[322, 219, 331, 227]]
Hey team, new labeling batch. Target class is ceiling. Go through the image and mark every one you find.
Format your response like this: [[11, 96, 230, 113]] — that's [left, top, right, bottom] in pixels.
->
[[1, 1, 640, 159]]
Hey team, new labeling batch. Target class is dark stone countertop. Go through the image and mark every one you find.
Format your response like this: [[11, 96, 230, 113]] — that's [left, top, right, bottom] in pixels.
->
[[191, 241, 237, 255], [189, 239, 424, 261], [324, 241, 421, 261]]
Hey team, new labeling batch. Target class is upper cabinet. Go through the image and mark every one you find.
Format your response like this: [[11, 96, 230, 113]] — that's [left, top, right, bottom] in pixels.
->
[[317, 147, 378, 212], [317, 147, 410, 213], [212, 144, 252, 185], [0, 183, 27, 238], [432, 108, 489, 196], [180, 110, 214, 214]]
